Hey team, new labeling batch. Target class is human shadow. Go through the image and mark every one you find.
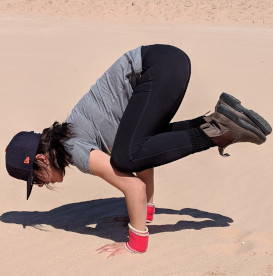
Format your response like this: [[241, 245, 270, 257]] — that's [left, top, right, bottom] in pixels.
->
[[0, 197, 233, 242]]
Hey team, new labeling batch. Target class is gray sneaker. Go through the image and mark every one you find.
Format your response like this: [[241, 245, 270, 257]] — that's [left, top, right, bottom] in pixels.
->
[[200, 105, 266, 157], [215, 92, 272, 136]]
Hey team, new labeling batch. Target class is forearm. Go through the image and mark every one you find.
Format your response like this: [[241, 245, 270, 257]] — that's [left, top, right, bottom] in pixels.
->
[[90, 149, 152, 255], [90, 150, 147, 231], [123, 179, 147, 231], [136, 168, 154, 203], [103, 171, 147, 231]]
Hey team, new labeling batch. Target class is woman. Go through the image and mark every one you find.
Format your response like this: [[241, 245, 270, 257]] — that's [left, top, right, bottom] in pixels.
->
[[5, 44, 272, 257]]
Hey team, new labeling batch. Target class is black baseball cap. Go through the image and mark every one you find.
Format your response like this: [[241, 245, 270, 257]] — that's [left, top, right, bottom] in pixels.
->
[[5, 131, 42, 200]]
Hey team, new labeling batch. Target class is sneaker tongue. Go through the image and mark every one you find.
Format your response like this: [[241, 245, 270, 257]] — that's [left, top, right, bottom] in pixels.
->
[[200, 122, 222, 136], [211, 120, 221, 130]]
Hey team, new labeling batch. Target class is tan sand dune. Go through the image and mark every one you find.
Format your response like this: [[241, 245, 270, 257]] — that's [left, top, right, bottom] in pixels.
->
[[1, 0, 273, 27], [0, 2, 273, 276]]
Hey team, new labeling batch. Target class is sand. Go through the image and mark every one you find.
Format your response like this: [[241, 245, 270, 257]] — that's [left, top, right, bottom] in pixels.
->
[[1, 1, 273, 276]]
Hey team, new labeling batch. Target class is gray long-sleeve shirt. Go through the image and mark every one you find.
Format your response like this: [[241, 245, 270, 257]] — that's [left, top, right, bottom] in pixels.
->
[[63, 45, 143, 174]]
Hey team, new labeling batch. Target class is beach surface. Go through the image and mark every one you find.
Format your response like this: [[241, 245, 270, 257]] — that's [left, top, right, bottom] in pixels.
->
[[1, 1, 273, 275]]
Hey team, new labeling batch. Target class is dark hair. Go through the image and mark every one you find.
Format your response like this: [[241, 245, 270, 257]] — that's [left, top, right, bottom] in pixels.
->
[[32, 121, 75, 183]]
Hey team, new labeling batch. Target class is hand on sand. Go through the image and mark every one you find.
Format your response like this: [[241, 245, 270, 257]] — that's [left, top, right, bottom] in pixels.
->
[[96, 242, 130, 258]]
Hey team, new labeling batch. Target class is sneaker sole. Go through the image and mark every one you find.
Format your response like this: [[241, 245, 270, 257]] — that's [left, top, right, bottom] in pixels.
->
[[219, 92, 272, 135], [217, 104, 266, 143]]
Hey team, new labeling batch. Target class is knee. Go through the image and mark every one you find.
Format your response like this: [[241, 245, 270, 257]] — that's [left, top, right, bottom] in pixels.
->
[[167, 45, 191, 67], [110, 152, 135, 173], [176, 50, 191, 76], [182, 51, 191, 69]]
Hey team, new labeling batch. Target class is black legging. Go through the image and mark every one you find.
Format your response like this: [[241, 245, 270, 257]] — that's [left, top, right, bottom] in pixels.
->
[[110, 44, 215, 173]]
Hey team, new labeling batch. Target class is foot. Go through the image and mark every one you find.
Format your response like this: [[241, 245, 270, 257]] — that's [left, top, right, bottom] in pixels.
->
[[200, 106, 266, 157], [215, 92, 272, 136]]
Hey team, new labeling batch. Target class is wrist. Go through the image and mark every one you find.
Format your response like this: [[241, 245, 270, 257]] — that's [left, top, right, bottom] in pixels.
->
[[146, 202, 155, 223], [125, 223, 149, 253]]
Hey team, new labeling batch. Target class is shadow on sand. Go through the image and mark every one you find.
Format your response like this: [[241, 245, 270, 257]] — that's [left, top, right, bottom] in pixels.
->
[[0, 197, 233, 242]]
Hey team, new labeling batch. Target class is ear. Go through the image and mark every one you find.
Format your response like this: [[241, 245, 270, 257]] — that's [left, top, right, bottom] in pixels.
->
[[35, 153, 50, 166]]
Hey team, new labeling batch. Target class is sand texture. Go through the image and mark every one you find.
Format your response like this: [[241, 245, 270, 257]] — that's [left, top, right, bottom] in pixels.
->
[[1, 0, 273, 27]]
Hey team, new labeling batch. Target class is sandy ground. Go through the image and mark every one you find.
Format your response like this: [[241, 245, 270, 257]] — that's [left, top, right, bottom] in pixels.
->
[[1, 1, 273, 276], [1, 0, 273, 27]]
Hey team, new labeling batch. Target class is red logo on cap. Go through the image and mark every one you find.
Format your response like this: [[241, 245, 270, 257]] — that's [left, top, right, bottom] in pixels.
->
[[24, 156, 30, 164]]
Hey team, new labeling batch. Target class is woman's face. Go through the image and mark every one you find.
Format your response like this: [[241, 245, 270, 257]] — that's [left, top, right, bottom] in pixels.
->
[[33, 153, 64, 187]]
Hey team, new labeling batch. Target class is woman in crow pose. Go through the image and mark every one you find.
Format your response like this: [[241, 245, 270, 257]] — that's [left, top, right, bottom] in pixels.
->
[[5, 44, 271, 257]]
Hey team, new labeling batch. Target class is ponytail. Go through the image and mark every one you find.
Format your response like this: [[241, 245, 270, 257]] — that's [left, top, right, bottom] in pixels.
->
[[33, 121, 75, 175]]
